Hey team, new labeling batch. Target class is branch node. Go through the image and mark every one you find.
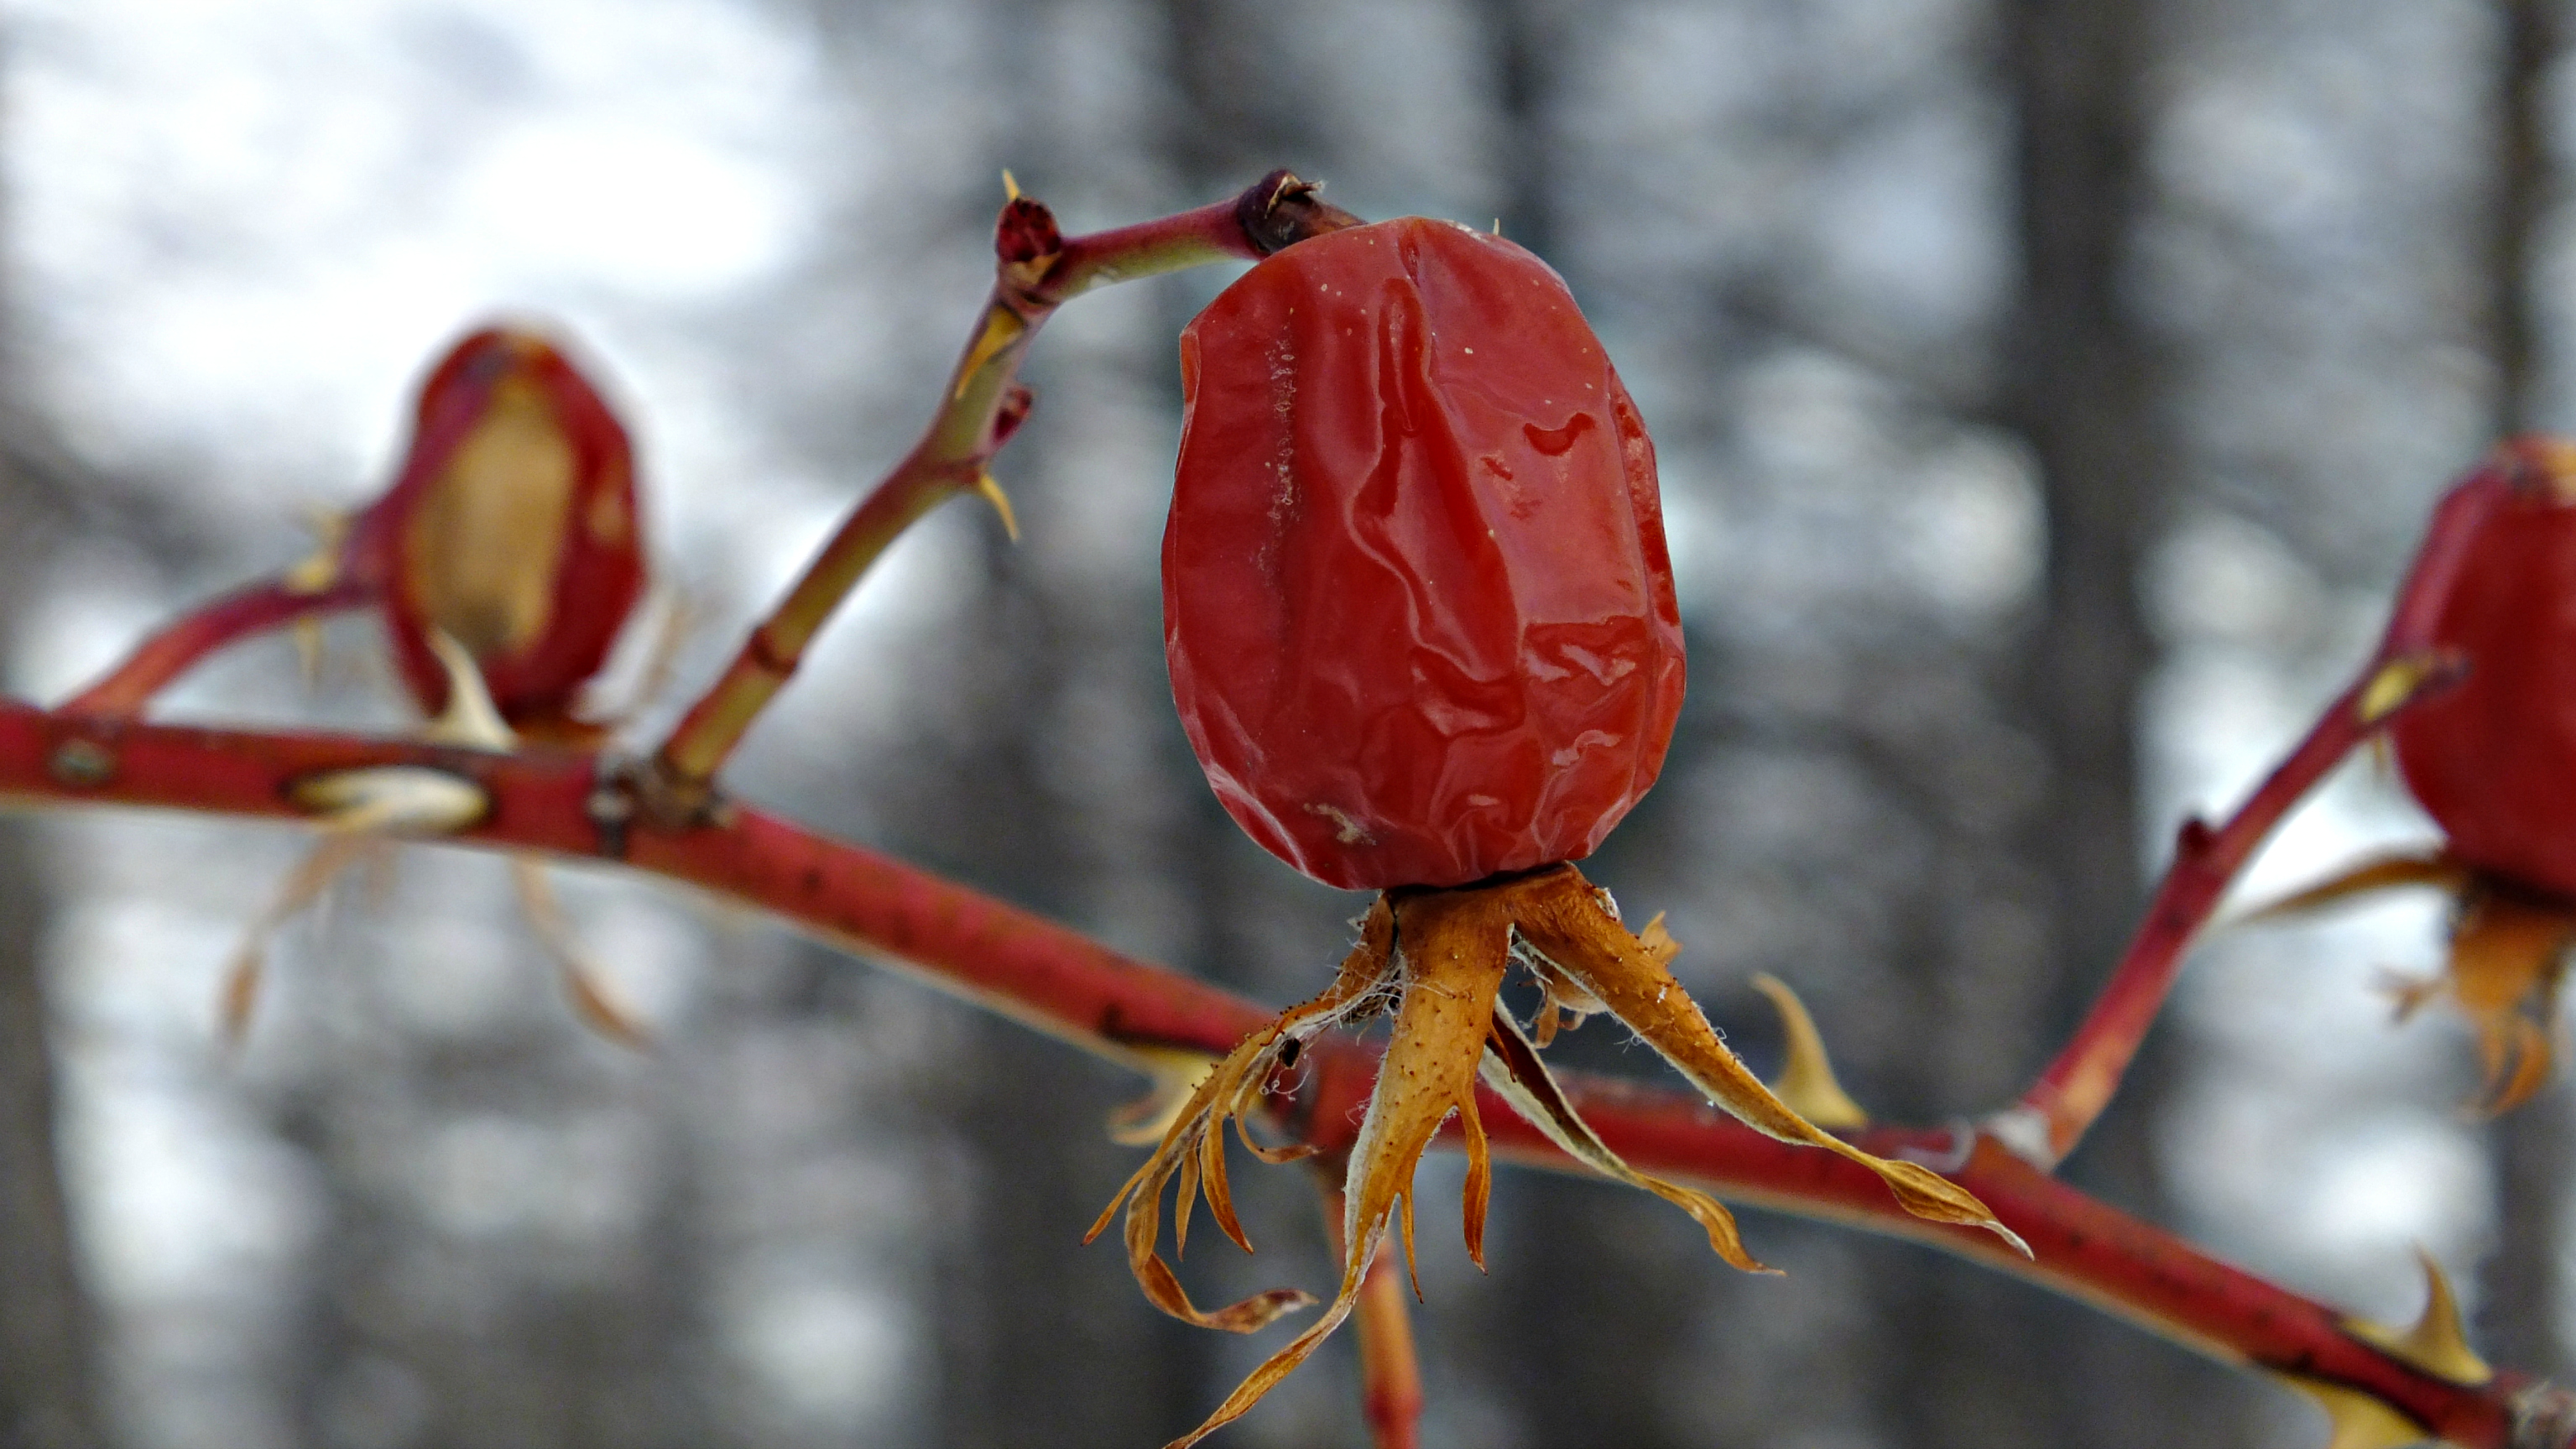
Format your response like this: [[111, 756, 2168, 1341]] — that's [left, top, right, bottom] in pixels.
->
[[1238, 169, 1365, 256], [47, 737, 116, 788], [996, 194, 1064, 292]]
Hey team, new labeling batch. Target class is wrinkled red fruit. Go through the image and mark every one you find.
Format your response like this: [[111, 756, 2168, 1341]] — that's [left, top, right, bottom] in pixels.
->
[[345, 327, 644, 741], [2386, 437, 2576, 896], [1164, 216, 1685, 890]]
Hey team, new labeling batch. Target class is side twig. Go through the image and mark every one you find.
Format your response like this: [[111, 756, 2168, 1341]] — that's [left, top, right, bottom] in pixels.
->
[[0, 699, 2561, 1446], [644, 171, 1360, 812], [60, 575, 371, 717], [1995, 470, 2511, 1168]]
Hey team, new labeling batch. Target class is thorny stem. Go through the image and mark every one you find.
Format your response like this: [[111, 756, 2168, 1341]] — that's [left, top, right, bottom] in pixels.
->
[[1995, 665, 2390, 1168], [1315, 1161, 1425, 1449], [643, 170, 1362, 814], [0, 699, 2563, 1446], [60, 574, 373, 717]]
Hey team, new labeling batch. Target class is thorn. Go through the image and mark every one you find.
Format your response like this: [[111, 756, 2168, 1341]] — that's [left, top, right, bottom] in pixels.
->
[[1749, 974, 1870, 1129], [1108, 1046, 1221, 1145], [283, 508, 349, 691], [511, 857, 650, 1049], [422, 630, 514, 749], [1491, 217, 1503, 235], [952, 306, 1028, 401], [2267, 1372, 2430, 1449], [284, 507, 347, 594], [974, 473, 1020, 541], [2344, 1248, 2491, 1385], [1002, 168, 1021, 201], [2357, 651, 2446, 725]]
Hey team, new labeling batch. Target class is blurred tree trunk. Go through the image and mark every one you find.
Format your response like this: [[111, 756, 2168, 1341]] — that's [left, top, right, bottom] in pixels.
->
[[0, 817, 102, 1449], [1846, 3, 2252, 1446], [2480, 0, 2568, 1386], [0, 190, 107, 1449]]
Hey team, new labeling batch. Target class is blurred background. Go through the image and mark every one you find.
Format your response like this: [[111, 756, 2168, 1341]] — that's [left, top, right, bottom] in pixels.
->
[[0, 0, 2553, 1444]]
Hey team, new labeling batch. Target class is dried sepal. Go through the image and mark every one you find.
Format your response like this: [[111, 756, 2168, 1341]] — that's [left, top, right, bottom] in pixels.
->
[[1457, 1089, 1491, 1271], [1479, 999, 1772, 1274], [216, 834, 383, 1045], [2250, 850, 2576, 1114], [2243, 851, 2468, 920], [2441, 889, 2571, 1113], [1086, 899, 1396, 1331], [508, 857, 649, 1049], [1166, 888, 1514, 1448], [1509, 868, 2026, 1254]]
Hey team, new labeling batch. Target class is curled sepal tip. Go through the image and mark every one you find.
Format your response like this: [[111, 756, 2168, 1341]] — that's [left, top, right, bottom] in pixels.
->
[[1506, 868, 2027, 1257], [1166, 888, 1515, 1448], [1085, 899, 1395, 1333]]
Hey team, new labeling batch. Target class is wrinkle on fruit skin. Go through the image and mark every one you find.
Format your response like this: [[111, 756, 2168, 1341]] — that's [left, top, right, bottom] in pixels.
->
[[1165, 217, 1684, 890]]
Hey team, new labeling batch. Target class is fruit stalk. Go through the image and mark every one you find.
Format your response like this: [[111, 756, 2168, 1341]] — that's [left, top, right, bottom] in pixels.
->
[[645, 170, 1362, 811]]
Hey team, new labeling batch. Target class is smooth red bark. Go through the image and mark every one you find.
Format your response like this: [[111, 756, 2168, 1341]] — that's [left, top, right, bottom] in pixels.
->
[[0, 697, 2557, 1446]]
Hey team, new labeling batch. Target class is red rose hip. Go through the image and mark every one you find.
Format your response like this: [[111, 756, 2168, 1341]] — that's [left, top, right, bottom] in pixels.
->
[[2387, 438, 2576, 895], [348, 327, 645, 742], [1163, 216, 1685, 889]]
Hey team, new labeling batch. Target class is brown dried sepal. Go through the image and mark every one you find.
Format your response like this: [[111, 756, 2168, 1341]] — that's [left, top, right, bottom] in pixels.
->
[[1507, 867, 2026, 1253], [1112, 865, 2021, 1446], [2253, 849, 2576, 1115], [1164, 886, 1516, 1447], [1085, 899, 1397, 1332]]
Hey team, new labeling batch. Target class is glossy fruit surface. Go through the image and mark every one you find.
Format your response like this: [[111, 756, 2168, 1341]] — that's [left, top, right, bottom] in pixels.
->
[[349, 328, 644, 738], [2388, 438, 2576, 896], [1164, 216, 1684, 890]]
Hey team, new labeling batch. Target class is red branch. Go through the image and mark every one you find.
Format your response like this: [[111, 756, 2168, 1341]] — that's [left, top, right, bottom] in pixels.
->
[[2004, 469, 2500, 1168], [60, 575, 372, 717], [0, 699, 2563, 1445], [2000, 668, 2384, 1165]]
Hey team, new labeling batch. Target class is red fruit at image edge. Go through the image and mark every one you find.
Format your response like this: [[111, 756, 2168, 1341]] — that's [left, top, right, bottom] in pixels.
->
[[1163, 216, 1685, 891], [346, 327, 646, 738], [2386, 437, 2576, 897]]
